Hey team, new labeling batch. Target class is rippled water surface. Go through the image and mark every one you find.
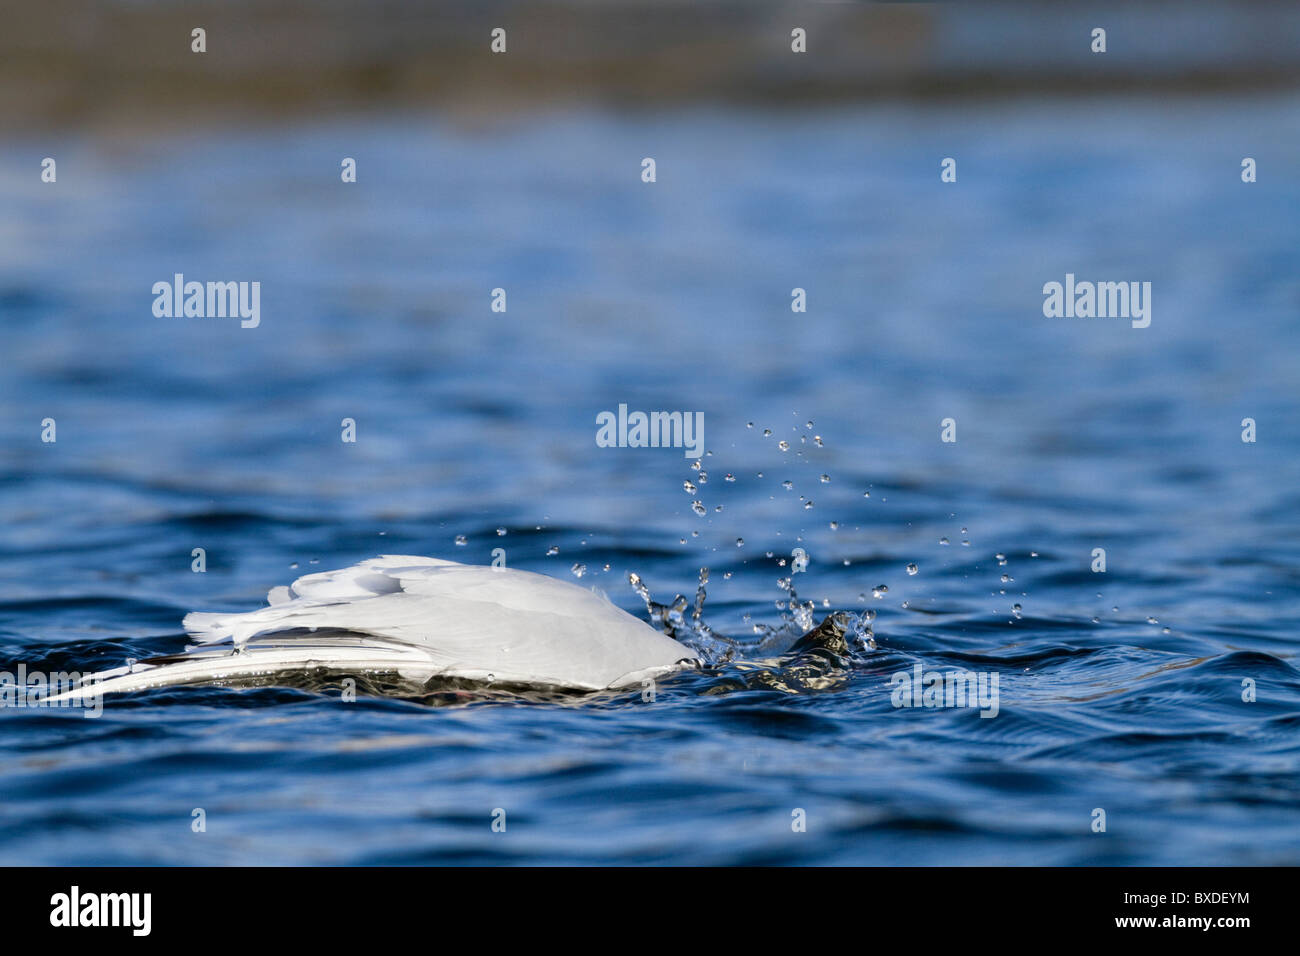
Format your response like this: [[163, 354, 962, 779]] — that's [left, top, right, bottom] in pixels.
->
[[2, 97, 1299, 864]]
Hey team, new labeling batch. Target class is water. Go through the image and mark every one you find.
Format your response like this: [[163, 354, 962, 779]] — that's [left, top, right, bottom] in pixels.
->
[[2, 96, 1299, 864]]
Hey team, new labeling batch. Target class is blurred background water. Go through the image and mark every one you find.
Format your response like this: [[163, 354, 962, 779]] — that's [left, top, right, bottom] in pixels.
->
[[0, 1, 1298, 865]]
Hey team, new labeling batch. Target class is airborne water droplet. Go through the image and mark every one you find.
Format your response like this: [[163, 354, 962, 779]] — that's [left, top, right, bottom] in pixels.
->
[[906, 563, 918, 575], [454, 534, 467, 546]]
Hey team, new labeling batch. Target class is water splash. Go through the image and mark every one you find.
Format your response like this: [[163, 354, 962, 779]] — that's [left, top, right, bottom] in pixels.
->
[[628, 565, 875, 665]]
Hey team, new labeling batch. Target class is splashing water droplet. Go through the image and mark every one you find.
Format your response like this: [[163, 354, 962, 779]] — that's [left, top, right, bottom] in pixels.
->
[[691, 500, 706, 516], [906, 563, 918, 575], [454, 535, 467, 547], [571, 563, 587, 578]]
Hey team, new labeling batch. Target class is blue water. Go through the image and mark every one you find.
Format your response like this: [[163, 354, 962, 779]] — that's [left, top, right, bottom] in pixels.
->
[[2, 96, 1299, 864]]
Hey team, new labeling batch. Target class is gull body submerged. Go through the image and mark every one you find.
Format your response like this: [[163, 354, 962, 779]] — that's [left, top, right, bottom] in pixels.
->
[[51, 556, 699, 701]]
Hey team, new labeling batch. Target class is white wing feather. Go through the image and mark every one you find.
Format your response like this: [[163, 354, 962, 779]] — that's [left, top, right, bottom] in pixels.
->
[[50, 556, 695, 700]]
